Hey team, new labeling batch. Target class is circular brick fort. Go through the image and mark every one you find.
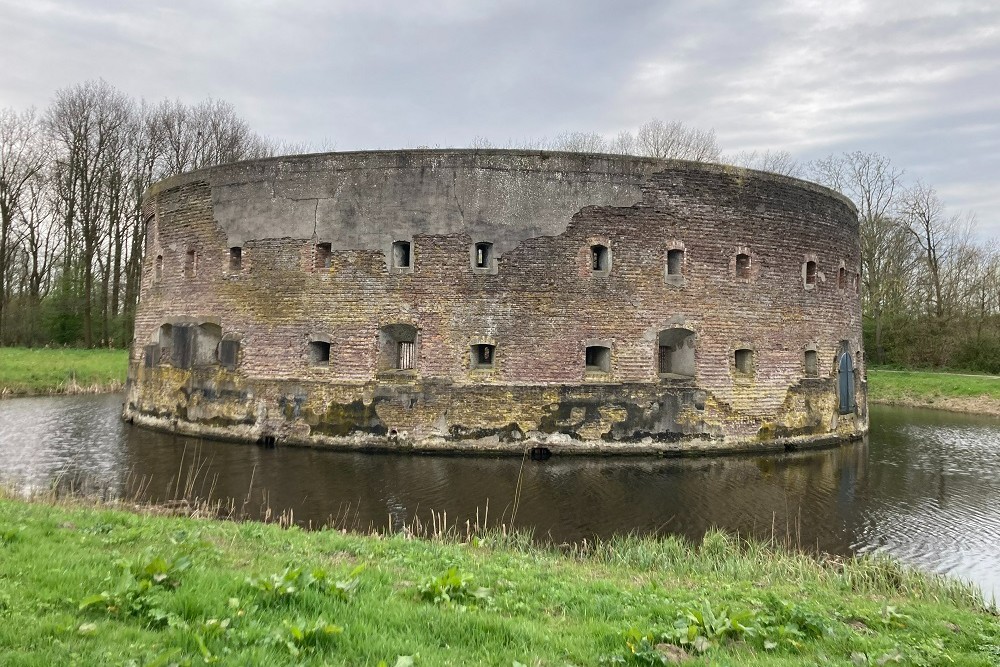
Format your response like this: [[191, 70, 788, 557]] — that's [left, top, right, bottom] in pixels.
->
[[124, 149, 867, 455]]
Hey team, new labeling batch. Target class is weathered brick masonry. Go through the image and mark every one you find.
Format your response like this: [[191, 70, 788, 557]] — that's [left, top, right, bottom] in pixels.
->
[[124, 150, 867, 455]]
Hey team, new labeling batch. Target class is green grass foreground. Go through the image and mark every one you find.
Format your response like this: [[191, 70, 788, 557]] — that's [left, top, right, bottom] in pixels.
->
[[0, 499, 997, 665], [0, 347, 128, 396], [867, 369, 1000, 415]]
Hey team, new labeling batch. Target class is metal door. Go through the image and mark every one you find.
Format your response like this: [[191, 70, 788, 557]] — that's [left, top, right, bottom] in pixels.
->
[[838, 351, 856, 414]]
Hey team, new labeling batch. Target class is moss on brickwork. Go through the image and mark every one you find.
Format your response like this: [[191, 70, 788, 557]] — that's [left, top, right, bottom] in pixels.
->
[[126, 151, 866, 454]]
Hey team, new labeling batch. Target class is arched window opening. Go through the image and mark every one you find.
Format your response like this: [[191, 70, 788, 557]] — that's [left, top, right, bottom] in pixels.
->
[[157, 323, 173, 350], [219, 339, 240, 371], [154, 255, 163, 282], [838, 266, 846, 289], [145, 323, 172, 368], [667, 249, 684, 275], [657, 328, 696, 378], [171, 325, 194, 368], [585, 345, 611, 373], [838, 345, 857, 414], [229, 247, 242, 271]]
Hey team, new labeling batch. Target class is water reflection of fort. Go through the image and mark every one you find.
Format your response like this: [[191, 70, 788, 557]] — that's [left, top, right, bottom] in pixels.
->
[[116, 419, 870, 548]]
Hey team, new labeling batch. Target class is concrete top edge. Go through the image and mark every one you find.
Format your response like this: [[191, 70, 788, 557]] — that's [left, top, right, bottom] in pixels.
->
[[145, 148, 857, 214]]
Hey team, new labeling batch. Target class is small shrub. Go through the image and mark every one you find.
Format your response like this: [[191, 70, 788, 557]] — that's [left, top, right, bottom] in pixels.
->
[[417, 566, 491, 607], [79, 554, 191, 626], [613, 596, 833, 662], [750, 595, 831, 651], [247, 564, 365, 602], [660, 601, 754, 653], [277, 618, 343, 657], [1, 526, 24, 544]]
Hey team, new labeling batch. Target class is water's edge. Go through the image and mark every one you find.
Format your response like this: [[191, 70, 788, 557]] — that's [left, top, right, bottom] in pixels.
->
[[2, 393, 998, 600]]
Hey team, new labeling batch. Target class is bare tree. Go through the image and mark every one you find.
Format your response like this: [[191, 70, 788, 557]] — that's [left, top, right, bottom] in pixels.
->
[[190, 98, 276, 169], [0, 107, 48, 342], [46, 80, 133, 346], [726, 149, 802, 177], [154, 98, 197, 176], [548, 131, 608, 153], [899, 181, 974, 323], [810, 152, 909, 363], [154, 97, 276, 177], [635, 118, 720, 162], [15, 170, 61, 302], [5, 168, 62, 344], [607, 130, 636, 156], [0, 81, 280, 347]]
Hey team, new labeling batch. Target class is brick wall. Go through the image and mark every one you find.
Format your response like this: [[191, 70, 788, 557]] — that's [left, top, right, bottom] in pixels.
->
[[125, 151, 866, 454]]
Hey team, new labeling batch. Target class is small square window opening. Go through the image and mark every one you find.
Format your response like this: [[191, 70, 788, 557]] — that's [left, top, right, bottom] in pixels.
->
[[392, 241, 411, 269], [805, 350, 818, 377], [735, 253, 751, 279], [734, 348, 753, 374], [585, 345, 611, 372], [308, 341, 330, 365], [315, 243, 332, 269], [471, 344, 495, 369], [474, 242, 493, 269]]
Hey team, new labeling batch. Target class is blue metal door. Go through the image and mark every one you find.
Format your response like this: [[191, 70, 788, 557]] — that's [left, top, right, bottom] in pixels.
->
[[838, 351, 856, 414]]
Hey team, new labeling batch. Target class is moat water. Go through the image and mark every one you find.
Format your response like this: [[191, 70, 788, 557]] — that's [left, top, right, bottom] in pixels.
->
[[1, 393, 998, 601]]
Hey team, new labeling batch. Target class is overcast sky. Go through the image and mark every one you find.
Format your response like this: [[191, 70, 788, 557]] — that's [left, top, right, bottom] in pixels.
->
[[2, 0, 998, 238]]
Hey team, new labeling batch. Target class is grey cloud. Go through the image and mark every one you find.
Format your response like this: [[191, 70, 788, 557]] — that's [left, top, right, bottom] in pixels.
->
[[0, 0, 997, 236]]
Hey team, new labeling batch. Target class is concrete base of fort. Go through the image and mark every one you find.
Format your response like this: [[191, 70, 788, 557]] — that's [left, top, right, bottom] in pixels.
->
[[122, 364, 868, 456]]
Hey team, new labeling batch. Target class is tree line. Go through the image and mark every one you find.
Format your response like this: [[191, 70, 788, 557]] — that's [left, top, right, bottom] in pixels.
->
[[0, 80, 277, 348], [2, 81, 997, 371], [809, 152, 999, 372]]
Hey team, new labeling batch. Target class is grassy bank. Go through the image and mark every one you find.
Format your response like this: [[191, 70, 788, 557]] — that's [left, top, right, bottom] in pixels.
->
[[0, 347, 128, 397], [0, 498, 996, 665], [868, 369, 1000, 416]]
